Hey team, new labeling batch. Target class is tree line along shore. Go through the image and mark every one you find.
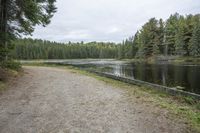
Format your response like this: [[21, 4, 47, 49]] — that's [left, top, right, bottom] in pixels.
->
[[11, 13, 200, 60]]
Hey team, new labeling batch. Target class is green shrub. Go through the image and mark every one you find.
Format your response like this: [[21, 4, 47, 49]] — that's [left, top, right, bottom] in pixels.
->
[[196, 103, 200, 110], [183, 97, 196, 105], [0, 60, 21, 71], [0, 68, 8, 81]]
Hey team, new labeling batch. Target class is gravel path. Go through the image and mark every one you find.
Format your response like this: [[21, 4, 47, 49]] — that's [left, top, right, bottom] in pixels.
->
[[0, 66, 188, 133]]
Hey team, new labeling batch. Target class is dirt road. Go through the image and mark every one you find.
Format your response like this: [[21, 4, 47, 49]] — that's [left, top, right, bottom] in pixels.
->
[[0, 66, 188, 133]]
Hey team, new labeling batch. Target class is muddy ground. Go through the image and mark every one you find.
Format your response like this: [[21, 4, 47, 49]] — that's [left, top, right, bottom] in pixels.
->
[[0, 66, 189, 133]]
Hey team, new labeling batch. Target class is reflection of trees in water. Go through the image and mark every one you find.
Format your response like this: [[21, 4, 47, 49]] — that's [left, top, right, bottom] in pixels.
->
[[188, 67, 200, 93], [162, 71, 166, 86], [151, 65, 160, 84], [108, 62, 200, 94], [161, 64, 177, 87], [113, 64, 123, 76], [161, 64, 168, 86], [135, 64, 146, 81], [129, 64, 135, 79], [113, 64, 135, 78], [174, 66, 188, 89]]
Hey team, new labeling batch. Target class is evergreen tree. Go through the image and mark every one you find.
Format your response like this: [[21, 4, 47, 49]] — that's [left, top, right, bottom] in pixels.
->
[[183, 15, 195, 55], [135, 33, 145, 58], [0, 0, 57, 63], [175, 17, 187, 56], [153, 43, 160, 55], [157, 19, 165, 54], [132, 32, 139, 57], [164, 13, 180, 55], [137, 18, 161, 56], [189, 22, 200, 57]]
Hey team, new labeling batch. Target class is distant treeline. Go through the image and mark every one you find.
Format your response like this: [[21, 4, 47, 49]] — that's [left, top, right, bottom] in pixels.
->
[[11, 39, 120, 59], [12, 13, 200, 59]]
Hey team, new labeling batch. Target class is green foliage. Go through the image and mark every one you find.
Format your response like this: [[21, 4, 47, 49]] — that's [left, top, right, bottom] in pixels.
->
[[117, 37, 137, 59], [164, 13, 179, 55], [0, 0, 57, 65], [175, 25, 186, 56], [196, 103, 200, 110], [0, 68, 7, 81], [0, 81, 5, 91], [132, 13, 200, 58], [189, 22, 200, 57], [0, 60, 21, 71], [135, 18, 163, 57], [183, 97, 196, 105], [11, 38, 119, 59]]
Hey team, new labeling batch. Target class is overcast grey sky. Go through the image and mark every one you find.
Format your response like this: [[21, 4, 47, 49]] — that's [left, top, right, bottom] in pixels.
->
[[31, 0, 200, 43]]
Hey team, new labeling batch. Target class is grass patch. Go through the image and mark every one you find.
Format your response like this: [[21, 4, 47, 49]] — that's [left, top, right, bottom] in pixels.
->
[[23, 62, 200, 132], [0, 81, 6, 92], [0, 67, 20, 92], [0, 60, 21, 71]]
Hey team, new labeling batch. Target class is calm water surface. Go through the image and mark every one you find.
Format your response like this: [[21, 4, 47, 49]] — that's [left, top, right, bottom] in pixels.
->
[[41, 59, 200, 94]]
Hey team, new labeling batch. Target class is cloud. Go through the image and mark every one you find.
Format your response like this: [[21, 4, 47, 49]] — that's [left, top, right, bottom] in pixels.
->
[[65, 30, 91, 39], [31, 0, 200, 42], [106, 27, 121, 34]]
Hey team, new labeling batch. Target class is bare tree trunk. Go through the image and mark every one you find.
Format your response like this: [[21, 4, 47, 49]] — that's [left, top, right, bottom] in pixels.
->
[[4, 0, 7, 60], [0, 0, 4, 61], [0, 0, 3, 34], [0, 0, 8, 61]]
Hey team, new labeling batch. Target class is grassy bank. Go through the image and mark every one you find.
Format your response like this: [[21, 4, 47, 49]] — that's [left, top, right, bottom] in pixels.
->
[[0, 69, 20, 91], [0, 66, 21, 92], [0, 81, 6, 92]]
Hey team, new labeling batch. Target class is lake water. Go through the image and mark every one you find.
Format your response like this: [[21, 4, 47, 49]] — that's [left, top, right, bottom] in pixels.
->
[[29, 59, 200, 95]]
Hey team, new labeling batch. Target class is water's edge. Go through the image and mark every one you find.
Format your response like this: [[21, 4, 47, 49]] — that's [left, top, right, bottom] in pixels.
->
[[84, 68, 200, 100]]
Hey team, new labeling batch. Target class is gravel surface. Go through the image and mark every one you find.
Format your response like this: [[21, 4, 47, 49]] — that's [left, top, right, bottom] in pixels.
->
[[0, 66, 188, 133]]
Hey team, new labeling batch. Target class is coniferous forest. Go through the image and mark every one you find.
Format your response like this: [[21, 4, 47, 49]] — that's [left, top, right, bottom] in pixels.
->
[[11, 13, 200, 60], [11, 39, 119, 59]]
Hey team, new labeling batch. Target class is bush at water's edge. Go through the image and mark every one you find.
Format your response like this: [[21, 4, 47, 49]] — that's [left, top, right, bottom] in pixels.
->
[[0, 60, 21, 90]]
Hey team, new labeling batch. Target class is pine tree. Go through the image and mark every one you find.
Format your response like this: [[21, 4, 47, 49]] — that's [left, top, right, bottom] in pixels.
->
[[153, 43, 160, 55], [157, 19, 165, 54], [135, 33, 145, 58], [175, 17, 187, 56], [141, 18, 160, 56], [183, 15, 195, 55], [164, 13, 180, 55], [132, 32, 139, 57], [189, 22, 200, 57], [0, 0, 57, 64]]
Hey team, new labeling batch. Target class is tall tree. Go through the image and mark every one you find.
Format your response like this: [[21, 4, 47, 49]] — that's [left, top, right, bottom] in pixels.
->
[[0, 0, 57, 63], [132, 32, 139, 57], [189, 22, 200, 57], [164, 13, 180, 55], [157, 19, 165, 54], [137, 18, 160, 56], [175, 16, 187, 56], [135, 31, 145, 58]]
